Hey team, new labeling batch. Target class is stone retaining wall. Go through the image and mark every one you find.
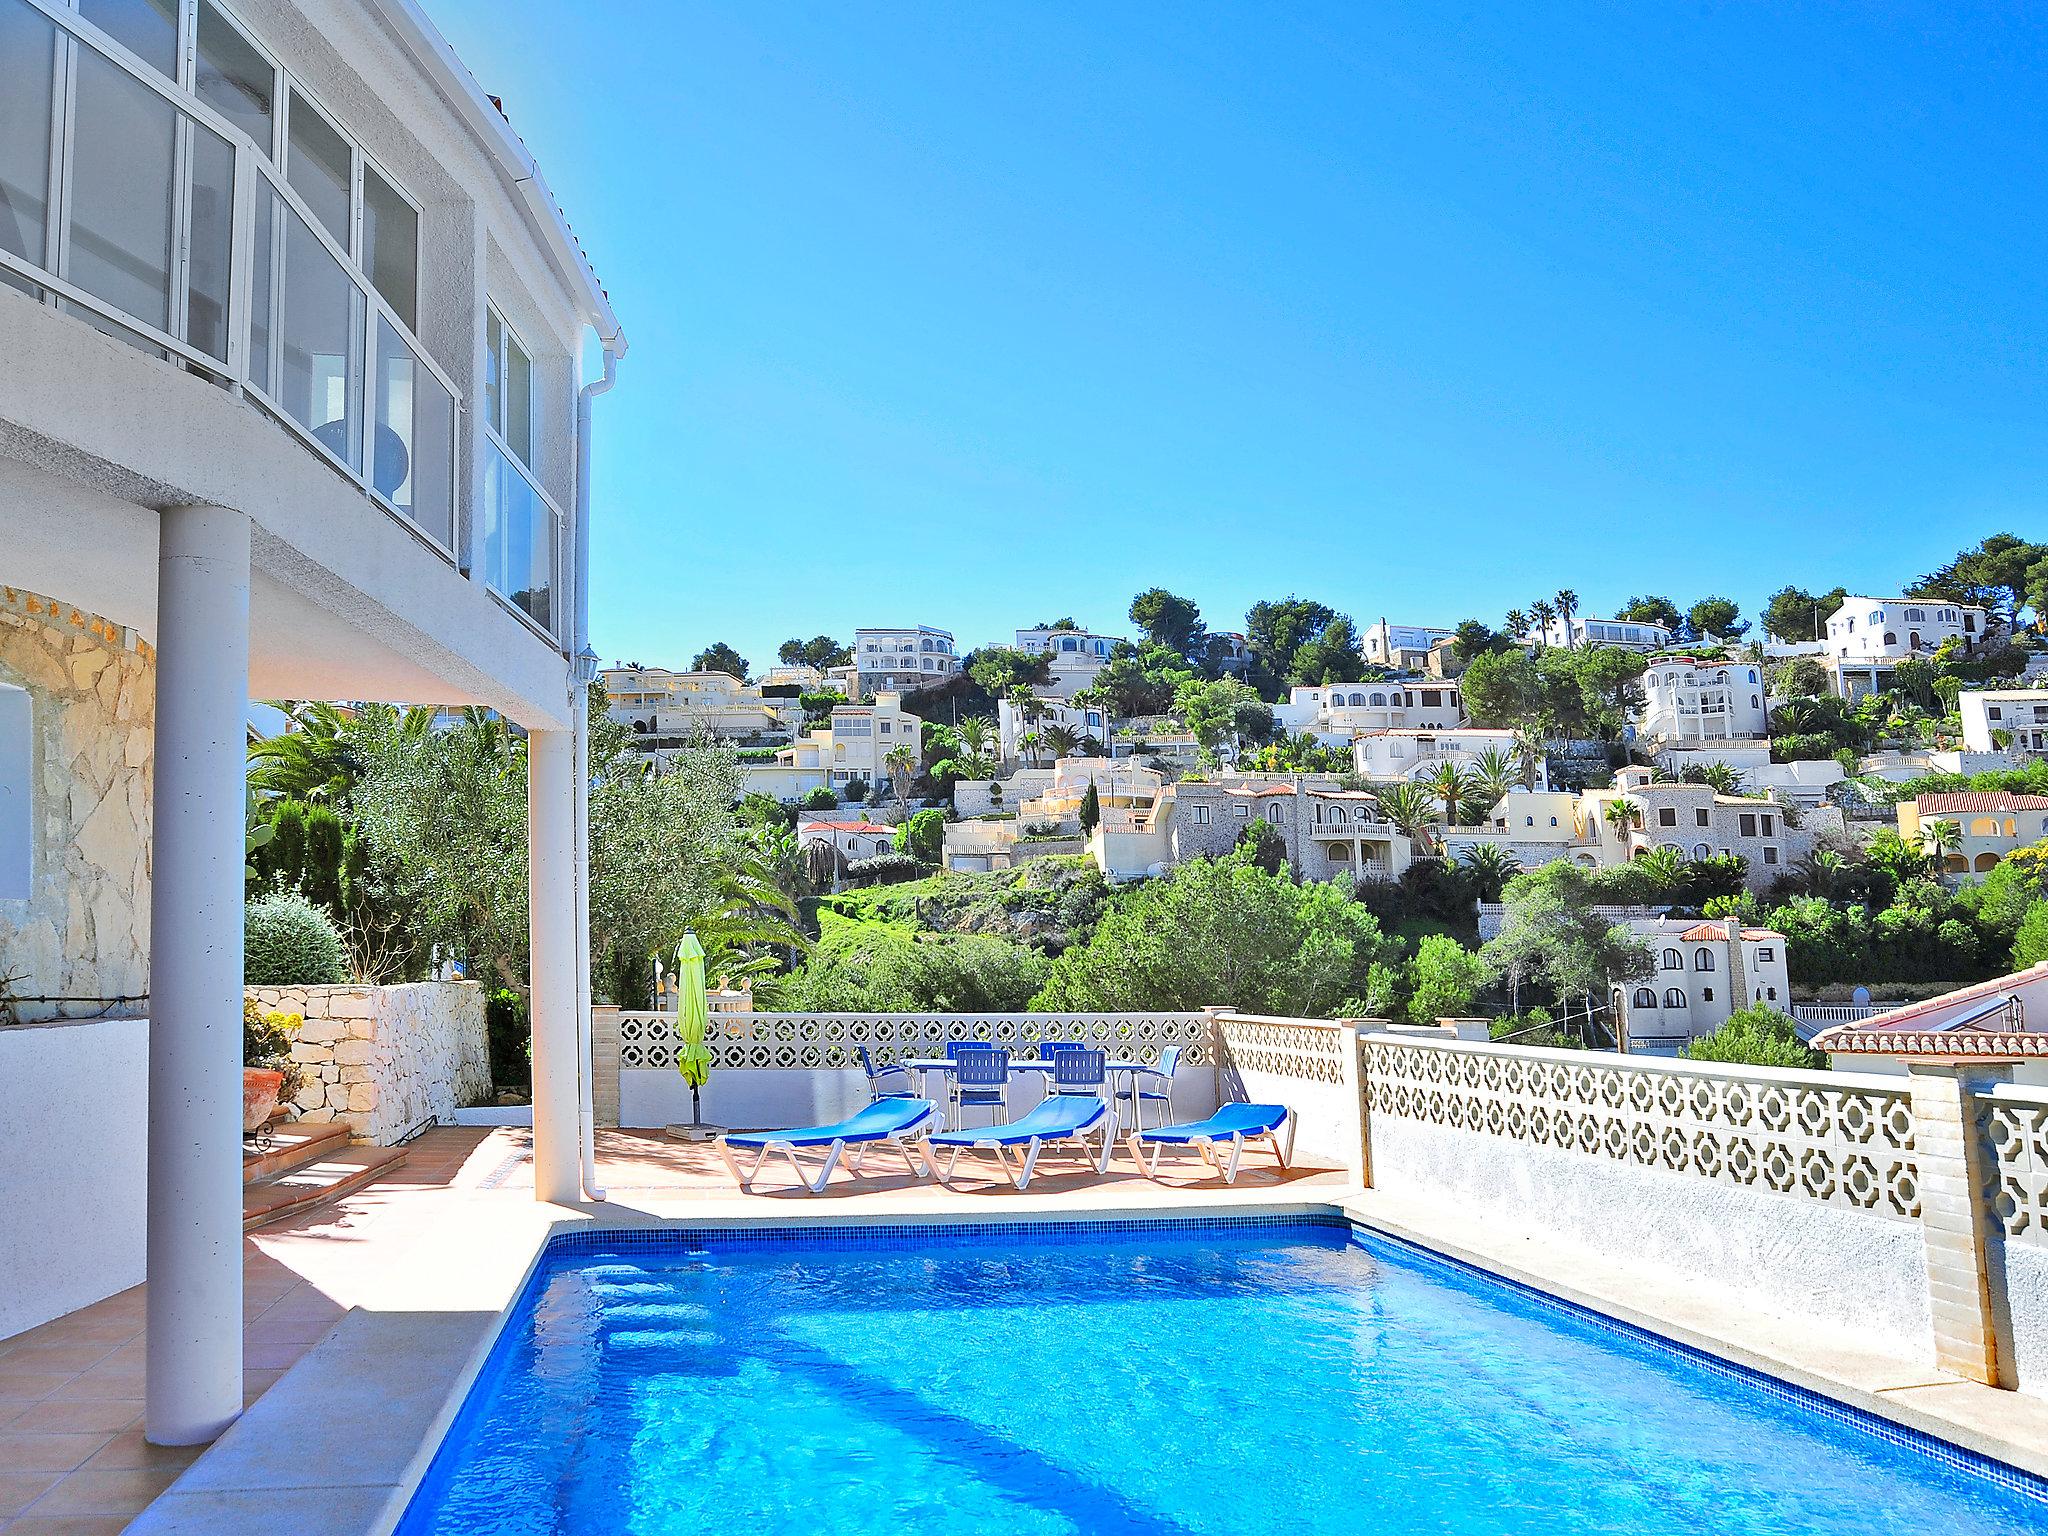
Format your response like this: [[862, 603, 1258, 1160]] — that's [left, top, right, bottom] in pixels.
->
[[0, 586, 153, 1022], [247, 982, 489, 1145]]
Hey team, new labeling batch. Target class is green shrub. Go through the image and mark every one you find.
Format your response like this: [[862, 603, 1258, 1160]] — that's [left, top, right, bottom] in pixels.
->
[[801, 785, 839, 811], [895, 808, 947, 862], [243, 892, 348, 985], [485, 986, 531, 1093], [1682, 1005, 1826, 1070]]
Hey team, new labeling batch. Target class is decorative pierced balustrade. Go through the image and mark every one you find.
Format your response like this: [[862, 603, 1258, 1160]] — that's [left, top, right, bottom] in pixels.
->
[[1361, 1036, 1922, 1220], [612, 1010, 1209, 1074], [1984, 1084, 2048, 1247]]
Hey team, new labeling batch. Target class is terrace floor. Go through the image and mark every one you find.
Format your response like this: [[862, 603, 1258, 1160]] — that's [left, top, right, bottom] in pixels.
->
[[0, 1126, 1346, 1534]]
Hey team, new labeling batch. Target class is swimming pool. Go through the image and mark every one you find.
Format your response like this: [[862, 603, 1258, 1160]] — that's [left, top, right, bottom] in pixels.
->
[[396, 1217, 2047, 1535]]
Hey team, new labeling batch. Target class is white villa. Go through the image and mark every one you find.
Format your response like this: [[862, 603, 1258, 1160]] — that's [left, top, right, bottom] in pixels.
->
[[0, 0, 622, 1447], [1362, 619, 1457, 671], [796, 817, 897, 876], [1351, 726, 1546, 787], [1634, 657, 1769, 743], [1274, 679, 1466, 745], [998, 693, 1108, 764], [741, 691, 920, 802], [1960, 688, 2048, 756], [1614, 916, 1792, 1055], [854, 624, 958, 695], [601, 664, 802, 752], [1532, 615, 1676, 652], [1014, 623, 1125, 694], [1826, 595, 1992, 697]]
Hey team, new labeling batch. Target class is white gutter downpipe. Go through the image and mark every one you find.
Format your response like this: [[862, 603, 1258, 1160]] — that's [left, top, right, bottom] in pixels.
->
[[573, 338, 622, 1201]]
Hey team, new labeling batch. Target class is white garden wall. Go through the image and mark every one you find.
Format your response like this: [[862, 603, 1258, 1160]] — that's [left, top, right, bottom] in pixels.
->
[[0, 1016, 147, 1338]]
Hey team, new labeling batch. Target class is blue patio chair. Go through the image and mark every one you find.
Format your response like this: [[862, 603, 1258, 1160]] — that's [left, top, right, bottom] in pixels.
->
[[1126, 1103, 1295, 1185], [950, 1045, 1010, 1129], [717, 1099, 942, 1193], [1112, 1045, 1183, 1130], [1052, 1046, 1108, 1101], [924, 1095, 1114, 1188], [855, 1045, 915, 1102]]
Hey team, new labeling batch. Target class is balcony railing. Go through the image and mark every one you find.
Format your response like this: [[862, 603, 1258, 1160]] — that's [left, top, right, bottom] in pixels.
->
[[1, 0, 462, 560]]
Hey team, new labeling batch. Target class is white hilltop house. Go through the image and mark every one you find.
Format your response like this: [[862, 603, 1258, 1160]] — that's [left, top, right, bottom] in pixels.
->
[[1351, 726, 1547, 788], [1013, 624, 1125, 696], [1960, 689, 2048, 756], [1531, 614, 1676, 652], [1614, 916, 1792, 1055], [1634, 657, 1768, 744], [998, 693, 1108, 764], [1362, 619, 1458, 671], [0, 0, 622, 1445], [854, 624, 958, 695], [1273, 679, 1466, 746], [1826, 595, 1993, 698]]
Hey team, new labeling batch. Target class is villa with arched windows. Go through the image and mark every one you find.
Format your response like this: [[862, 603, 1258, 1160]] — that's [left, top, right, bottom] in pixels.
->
[[1610, 916, 1792, 1054]]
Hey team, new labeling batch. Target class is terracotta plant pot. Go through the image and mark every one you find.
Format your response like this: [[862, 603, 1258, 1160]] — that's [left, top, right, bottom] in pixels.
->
[[243, 1068, 284, 1133]]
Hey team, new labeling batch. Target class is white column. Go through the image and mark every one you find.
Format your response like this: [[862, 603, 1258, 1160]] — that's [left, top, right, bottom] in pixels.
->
[[528, 727, 581, 1204], [146, 503, 250, 1446]]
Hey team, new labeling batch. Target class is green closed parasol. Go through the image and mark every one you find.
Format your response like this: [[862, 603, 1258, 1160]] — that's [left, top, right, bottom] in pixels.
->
[[667, 933, 720, 1139]]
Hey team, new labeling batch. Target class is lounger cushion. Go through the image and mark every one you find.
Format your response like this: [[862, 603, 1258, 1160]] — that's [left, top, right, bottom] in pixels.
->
[[1136, 1103, 1288, 1144], [724, 1098, 937, 1150], [928, 1094, 1108, 1148]]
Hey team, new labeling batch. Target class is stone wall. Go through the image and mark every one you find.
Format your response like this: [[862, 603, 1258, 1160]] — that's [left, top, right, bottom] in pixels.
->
[[247, 981, 489, 1145], [0, 587, 153, 1023]]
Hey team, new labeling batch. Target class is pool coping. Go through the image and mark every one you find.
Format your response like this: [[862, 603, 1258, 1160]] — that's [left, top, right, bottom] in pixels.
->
[[126, 1192, 2048, 1534]]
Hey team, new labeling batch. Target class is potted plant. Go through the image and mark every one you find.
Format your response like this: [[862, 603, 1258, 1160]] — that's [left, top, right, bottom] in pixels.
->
[[243, 1000, 304, 1133]]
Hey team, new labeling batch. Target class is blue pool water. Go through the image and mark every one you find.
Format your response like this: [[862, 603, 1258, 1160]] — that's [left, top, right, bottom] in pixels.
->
[[396, 1219, 2047, 1535]]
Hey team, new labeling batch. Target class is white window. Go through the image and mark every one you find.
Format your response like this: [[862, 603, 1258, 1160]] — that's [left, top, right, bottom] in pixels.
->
[[485, 304, 534, 467], [1191, 804, 1211, 825], [0, 682, 27, 901], [1264, 802, 1283, 824], [1232, 804, 1248, 819]]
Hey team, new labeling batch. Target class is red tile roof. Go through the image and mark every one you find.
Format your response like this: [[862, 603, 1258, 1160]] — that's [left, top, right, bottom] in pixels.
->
[[1916, 792, 2048, 813], [801, 821, 891, 834]]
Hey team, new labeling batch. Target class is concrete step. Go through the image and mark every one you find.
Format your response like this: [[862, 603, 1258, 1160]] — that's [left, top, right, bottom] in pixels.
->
[[243, 1121, 350, 1187], [243, 1144, 408, 1229]]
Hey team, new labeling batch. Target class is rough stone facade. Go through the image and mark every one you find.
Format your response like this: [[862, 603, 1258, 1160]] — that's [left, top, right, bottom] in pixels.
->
[[246, 981, 489, 1145], [0, 587, 153, 1023]]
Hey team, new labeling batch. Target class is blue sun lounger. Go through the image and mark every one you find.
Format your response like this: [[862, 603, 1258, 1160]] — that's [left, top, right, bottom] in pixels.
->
[[718, 1098, 942, 1193], [922, 1094, 1116, 1189], [1127, 1103, 1296, 1185]]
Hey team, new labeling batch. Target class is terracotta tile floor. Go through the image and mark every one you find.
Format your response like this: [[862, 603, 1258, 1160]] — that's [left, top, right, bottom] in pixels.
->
[[0, 1125, 1341, 1532]]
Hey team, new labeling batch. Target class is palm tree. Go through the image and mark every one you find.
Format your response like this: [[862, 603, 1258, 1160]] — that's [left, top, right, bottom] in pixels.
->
[[883, 744, 918, 812], [1512, 729, 1546, 789], [1554, 589, 1580, 649], [1504, 608, 1529, 640], [1457, 843, 1522, 902], [1469, 744, 1517, 810], [1529, 600, 1558, 650], [1018, 730, 1044, 768], [1370, 781, 1437, 854], [955, 715, 996, 778], [1424, 762, 1476, 827], [1603, 795, 1642, 847], [1922, 818, 1963, 876], [1043, 722, 1082, 759], [1696, 761, 1746, 796], [1637, 844, 1686, 888], [1800, 849, 1849, 898]]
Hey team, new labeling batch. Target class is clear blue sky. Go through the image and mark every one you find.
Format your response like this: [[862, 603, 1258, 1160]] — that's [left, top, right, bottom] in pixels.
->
[[430, 1, 2047, 670]]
